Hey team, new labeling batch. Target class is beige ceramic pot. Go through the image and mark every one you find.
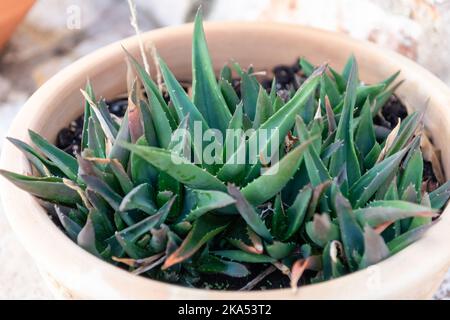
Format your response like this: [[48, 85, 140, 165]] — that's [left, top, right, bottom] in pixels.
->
[[1, 22, 450, 300], [0, 0, 35, 50]]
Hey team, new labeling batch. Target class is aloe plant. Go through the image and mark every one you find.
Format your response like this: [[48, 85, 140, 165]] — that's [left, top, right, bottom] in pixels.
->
[[1, 10, 448, 290]]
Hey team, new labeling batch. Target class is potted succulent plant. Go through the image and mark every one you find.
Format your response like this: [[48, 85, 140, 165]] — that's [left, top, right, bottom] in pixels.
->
[[1, 11, 450, 299]]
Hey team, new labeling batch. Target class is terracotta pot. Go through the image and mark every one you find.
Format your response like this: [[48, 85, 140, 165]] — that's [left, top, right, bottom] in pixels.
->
[[1, 23, 450, 299], [0, 0, 35, 49]]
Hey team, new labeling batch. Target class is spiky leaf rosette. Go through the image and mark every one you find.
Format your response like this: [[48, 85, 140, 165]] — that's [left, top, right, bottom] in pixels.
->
[[1, 10, 447, 290]]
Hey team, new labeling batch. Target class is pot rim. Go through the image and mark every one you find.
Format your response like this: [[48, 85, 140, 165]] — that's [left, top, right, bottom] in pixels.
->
[[1, 22, 450, 299]]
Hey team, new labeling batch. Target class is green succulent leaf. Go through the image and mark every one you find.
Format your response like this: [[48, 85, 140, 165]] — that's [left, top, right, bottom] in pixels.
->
[[329, 57, 361, 186], [55, 205, 83, 241], [77, 213, 101, 257], [0, 170, 81, 205], [108, 110, 130, 167], [334, 192, 364, 270], [228, 184, 272, 242], [119, 183, 157, 215], [90, 207, 115, 242], [409, 190, 434, 230], [81, 174, 122, 211], [384, 179, 400, 201], [184, 189, 236, 222], [386, 112, 422, 158], [7, 137, 61, 177], [81, 81, 95, 150], [355, 100, 376, 158], [363, 142, 382, 169], [429, 181, 450, 210], [159, 57, 220, 173], [130, 137, 158, 186], [401, 183, 418, 204], [241, 70, 260, 121], [192, 9, 232, 134], [197, 254, 250, 278], [253, 87, 273, 129], [217, 65, 324, 182], [120, 142, 227, 192], [295, 115, 331, 186], [322, 240, 347, 280], [306, 213, 340, 247], [355, 84, 385, 107], [382, 70, 401, 88], [168, 114, 193, 159], [99, 99, 120, 131], [359, 225, 390, 269], [342, 55, 359, 84], [399, 147, 423, 201], [329, 67, 347, 93], [219, 79, 240, 113], [127, 84, 145, 144], [320, 73, 341, 108], [108, 159, 133, 194], [87, 117, 106, 159], [137, 100, 159, 147], [321, 140, 343, 162], [220, 64, 232, 82], [81, 92, 118, 142], [271, 194, 288, 240], [265, 241, 295, 260], [387, 221, 436, 255], [241, 136, 314, 205], [115, 232, 151, 259], [163, 214, 230, 269], [213, 250, 276, 263], [283, 185, 313, 240], [124, 47, 176, 131], [159, 57, 209, 132], [372, 81, 404, 116], [222, 103, 244, 164], [157, 171, 182, 219], [355, 200, 437, 227], [350, 147, 409, 208], [28, 130, 79, 181], [109, 197, 175, 256], [299, 58, 314, 77]]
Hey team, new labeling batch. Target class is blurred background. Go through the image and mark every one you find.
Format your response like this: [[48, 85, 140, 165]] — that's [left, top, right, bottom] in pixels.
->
[[0, 0, 449, 299]]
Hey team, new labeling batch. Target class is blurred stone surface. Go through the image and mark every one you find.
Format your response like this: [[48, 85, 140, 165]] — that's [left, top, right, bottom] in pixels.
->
[[211, 0, 450, 85], [0, 207, 53, 299], [257, 0, 450, 85], [0, 0, 448, 299]]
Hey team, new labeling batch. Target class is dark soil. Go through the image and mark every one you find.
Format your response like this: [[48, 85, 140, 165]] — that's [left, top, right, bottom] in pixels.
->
[[424, 160, 439, 192], [54, 59, 438, 291], [56, 118, 83, 156], [381, 95, 408, 128], [56, 98, 129, 156], [374, 95, 408, 129]]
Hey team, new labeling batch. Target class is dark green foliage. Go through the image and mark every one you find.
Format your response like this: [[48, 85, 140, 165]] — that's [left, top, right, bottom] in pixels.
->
[[1, 10, 446, 290]]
